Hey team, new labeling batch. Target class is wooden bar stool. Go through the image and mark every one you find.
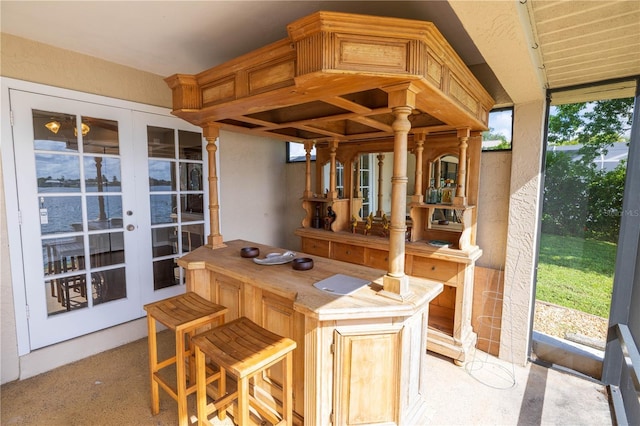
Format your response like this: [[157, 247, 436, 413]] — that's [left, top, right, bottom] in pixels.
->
[[144, 292, 227, 426], [192, 317, 297, 426]]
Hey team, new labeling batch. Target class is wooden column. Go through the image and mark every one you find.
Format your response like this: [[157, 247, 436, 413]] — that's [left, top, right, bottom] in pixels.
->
[[328, 139, 339, 199], [412, 132, 426, 203], [354, 157, 362, 198], [303, 141, 314, 198], [376, 153, 385, 217], [204, 126, 225, 248], [455, 128, 470, 205], [381, 85, 417, 299]]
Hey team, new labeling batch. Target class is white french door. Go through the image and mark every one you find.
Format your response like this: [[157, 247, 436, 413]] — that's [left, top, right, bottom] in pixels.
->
[[132, 111, 209, 303], [9, 89, 206, 349]]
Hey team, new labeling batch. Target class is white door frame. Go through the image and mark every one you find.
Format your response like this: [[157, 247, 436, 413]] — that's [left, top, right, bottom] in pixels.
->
[[1, 77, 208, 355]]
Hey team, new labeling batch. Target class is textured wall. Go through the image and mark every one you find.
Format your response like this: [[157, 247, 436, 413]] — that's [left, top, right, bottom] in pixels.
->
[[1, 34, 171, 108], [0, 155, 19, 384], [500, 100, 546, 364], [218, 130, 288, 248], [476, 151, 512, 270]]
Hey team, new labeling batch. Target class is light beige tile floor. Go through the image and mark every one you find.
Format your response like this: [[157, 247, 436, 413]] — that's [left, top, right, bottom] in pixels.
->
[[1, 331, 613, 425]]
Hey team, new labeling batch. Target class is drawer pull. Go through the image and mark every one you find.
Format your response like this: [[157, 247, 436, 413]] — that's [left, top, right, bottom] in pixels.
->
[[431, 266, 436, 271], [346, 250, 351, 254]]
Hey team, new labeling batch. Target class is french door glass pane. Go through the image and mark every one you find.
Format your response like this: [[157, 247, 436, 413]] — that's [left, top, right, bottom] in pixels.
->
[[82, 116, 119, 155], [33, 109, 127, 316], [39, 196, 83, 235], [178, 130, 203, 160], [179, 162, 202, 191], [84, 157, 121, 193], [148, 125, 175, 158], [148, 126, 204, 291], [181, 223, 204, 253], [33, 110, 78, 151], [150, 194, 177, 224], [149, 159, 176, 191], [36, 153, 80, 191], [151, 226, 178, 257], [86, 195, 122, 227], [89, 233, 125, 266], [92, 268, 126, 306], [180, 194, 204, 221]]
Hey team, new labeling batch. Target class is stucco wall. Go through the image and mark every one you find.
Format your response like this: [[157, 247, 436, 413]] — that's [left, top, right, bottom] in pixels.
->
[[0, 34, 171, 108], [500, 100, 546, 364], [218, 130, 291, 248], [476, 151, 512, 270]]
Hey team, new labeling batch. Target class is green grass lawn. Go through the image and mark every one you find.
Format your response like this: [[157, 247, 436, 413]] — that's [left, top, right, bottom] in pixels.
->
[[536, 233, 616, 318]]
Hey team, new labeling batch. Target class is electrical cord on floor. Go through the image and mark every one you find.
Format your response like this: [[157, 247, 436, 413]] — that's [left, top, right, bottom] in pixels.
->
[[463, 250, 519, 390]]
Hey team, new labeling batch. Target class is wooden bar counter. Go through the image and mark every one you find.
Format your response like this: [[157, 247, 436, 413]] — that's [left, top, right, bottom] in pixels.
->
[[178, 239, 443, 426]]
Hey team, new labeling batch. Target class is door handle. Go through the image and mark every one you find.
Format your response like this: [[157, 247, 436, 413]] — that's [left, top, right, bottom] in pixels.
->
[[126, 224, 135, 231]]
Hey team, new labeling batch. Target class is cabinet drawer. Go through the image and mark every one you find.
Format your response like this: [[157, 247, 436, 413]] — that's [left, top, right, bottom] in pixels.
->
[[332, 242, 365, 265], [410, 257, 459, 284], [301, 238, 330, 258], [364, 248, 389, 270]]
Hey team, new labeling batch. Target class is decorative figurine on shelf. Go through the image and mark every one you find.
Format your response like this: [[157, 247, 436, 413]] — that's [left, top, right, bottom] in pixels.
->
[[324, 206, 336, 230], [381, 213, 389, 237], [364, 212, 374, 235], [351, 215, 358, 233], [441, 180, 455, 204], [312, 204, 322, 229], [427, 179, 438, 204]]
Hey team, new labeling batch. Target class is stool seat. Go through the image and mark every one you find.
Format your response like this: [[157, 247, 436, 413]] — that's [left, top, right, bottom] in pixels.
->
[[145, 292, 226, 332], [193, 317, 297, 426], [144, 292, 227, 426]]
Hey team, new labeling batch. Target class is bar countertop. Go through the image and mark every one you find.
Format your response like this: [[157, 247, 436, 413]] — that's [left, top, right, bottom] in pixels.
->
[[178, 239, 443, 321]]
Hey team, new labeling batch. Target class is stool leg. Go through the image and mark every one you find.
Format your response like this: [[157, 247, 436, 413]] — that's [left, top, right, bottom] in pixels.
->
[[176, 329, 188, 426], [283, 352, 293, 425], [147, 315, 160, 415], [237, 376, 249, 426], [218, 367, 227, 420], [195, 346, 208, 426], [187, 330, 196, 386]]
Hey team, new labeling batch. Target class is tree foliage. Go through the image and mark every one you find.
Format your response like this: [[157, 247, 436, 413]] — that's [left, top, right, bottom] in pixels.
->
[[547, 98, 633, 162], [542, 98, 633, 242]]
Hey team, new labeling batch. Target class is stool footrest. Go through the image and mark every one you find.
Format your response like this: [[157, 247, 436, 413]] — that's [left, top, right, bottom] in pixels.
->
[[153, 373, 179, 400], [206, 391, 237, 417], [249, 394, 281, 425], [156, 355, 177, 370]]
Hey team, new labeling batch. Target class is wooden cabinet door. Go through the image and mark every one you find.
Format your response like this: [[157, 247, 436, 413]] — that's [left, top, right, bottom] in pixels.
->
[[364, 248, 389, 270], [301, 237, 330, 257], [410, 256, 460, 284], [332, 242, 365, 265], [333, 326, 402, 425], [213, 273, 243, 321]]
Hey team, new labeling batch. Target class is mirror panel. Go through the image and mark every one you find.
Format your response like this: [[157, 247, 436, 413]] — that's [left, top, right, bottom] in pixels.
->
[[426, 154, 458, 204], [353, 152, 416, 218], [321, 161, 345, 198]]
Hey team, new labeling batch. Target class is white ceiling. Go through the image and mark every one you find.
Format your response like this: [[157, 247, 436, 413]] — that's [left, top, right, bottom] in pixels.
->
[[2, 1, 639, 106]]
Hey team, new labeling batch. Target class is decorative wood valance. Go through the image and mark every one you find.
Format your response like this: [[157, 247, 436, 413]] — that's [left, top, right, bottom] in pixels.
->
[[165, 11, 494, 143]]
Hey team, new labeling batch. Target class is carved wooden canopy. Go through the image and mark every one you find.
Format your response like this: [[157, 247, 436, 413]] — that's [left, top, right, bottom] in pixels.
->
[[165, 11, 495, 142]]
